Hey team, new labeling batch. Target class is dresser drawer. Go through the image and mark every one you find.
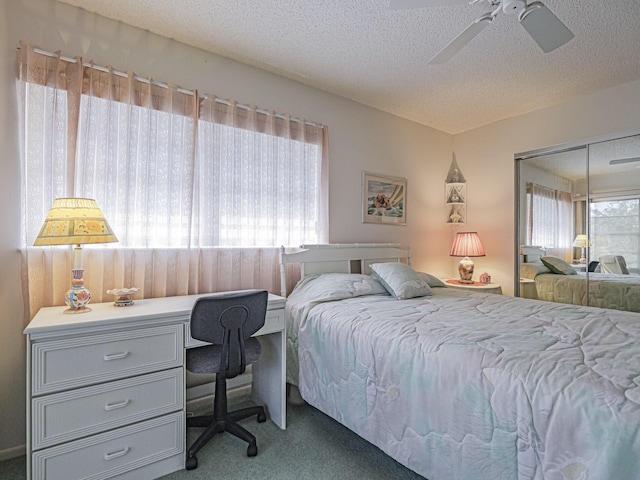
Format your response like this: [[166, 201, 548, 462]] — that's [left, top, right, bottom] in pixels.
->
[[32, 324, 183, 396], [32, 368, 184, 450], [32, 412, 184, 480], [185, 308, 284, 348]]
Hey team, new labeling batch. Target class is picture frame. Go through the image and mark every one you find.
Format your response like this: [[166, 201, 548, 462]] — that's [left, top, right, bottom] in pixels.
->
[[362, 171, 407, 225]]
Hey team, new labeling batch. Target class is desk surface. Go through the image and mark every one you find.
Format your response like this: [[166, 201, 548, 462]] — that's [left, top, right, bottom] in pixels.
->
[[25, 292, 286, 335]]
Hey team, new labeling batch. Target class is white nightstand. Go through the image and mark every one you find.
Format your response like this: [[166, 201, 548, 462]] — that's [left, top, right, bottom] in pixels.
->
[[444, 279, 503, 295], [519, 278, 538, 299]]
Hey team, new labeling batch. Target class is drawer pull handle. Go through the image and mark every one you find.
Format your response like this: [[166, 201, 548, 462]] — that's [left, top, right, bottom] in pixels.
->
[[104, 399, 130, 411], [103, 351, 129, 361], [104, 447, 130, 461]]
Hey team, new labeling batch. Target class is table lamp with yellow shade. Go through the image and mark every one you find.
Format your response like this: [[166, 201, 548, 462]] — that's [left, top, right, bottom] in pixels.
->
[[572, 234, 592, 264], [34, 198, 118, 313]]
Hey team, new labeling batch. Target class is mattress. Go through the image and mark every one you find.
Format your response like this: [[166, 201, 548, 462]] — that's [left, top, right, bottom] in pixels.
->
[[286, 273, 640, 480]]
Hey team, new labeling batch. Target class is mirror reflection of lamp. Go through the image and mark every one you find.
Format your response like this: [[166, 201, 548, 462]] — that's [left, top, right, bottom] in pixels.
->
[[572, 234, 592, 264], [33, 198, 118, 314], [450, 232, 486, 284]]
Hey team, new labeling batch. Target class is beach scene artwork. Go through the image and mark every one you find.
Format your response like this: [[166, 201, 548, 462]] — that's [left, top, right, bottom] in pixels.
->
[[362, 172, 406, 225]]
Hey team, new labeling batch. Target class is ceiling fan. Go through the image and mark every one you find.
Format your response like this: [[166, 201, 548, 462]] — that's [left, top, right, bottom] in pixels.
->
[[390, 0, 574, 65]]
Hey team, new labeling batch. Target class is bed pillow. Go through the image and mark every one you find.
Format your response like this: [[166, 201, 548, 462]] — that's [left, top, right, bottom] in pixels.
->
[[416, 272, 447, 288], [370, 262, 432, 299], [520, 263, 551, 279], [292, 273, 388, 303], [540, 256, 578, 275]]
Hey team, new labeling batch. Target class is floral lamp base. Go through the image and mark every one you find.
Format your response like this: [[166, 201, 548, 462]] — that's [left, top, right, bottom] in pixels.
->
[[64, 284, 92, 314]]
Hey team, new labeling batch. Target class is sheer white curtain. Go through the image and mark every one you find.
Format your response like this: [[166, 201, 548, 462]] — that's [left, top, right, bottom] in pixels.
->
[[526, 182, 573, 261], [17, 43, 324, 321]]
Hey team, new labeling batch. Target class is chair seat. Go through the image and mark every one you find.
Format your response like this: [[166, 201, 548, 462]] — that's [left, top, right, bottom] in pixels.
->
[[186, 337, 262, 374]]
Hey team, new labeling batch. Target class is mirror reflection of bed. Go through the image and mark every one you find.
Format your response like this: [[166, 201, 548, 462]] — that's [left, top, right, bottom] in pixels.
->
[[519, 246, 640, 313], [516, 133, 640, 313]]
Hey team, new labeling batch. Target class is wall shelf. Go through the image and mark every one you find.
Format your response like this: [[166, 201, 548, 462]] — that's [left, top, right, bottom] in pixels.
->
[[445, 160, 466, 225]]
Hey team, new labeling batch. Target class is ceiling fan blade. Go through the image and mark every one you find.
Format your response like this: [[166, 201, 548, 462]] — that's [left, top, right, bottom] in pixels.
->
[[389, 0, 469, 10], [609, 157, 640, 166], [428, 12, 494, 65], [518, 2, 574, 53]]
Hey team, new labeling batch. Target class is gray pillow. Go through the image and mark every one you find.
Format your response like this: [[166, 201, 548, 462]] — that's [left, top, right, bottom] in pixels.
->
[[540, 256, 577, 275], [416, 272, 447, 288], [370, 262, 432, 300], [520, 263, 551, 279]]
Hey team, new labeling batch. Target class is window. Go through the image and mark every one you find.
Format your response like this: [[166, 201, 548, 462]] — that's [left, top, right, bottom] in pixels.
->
[[22, 83, 326, 249], [17, 43, 327, 317], [526, 182, 573, 260], [590, 198, 640, 268]]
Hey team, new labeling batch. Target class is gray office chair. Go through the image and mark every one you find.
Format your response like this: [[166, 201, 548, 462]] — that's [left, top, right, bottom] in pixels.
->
[[185, 290, 268, 470], [599, 255, 630, 275]]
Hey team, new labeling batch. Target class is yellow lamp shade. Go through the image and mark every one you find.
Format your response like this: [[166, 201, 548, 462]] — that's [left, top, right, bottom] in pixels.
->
[[572, 234, 592, 248], [33, 198, 118, 246]]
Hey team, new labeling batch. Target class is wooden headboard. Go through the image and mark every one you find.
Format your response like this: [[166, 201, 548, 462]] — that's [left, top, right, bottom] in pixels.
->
[[279, 243, 411, 297]]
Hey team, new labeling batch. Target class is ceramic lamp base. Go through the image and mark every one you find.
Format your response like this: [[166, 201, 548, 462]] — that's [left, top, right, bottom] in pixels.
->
[[458, 256, 475, 284], [64, 270, 92, 314]]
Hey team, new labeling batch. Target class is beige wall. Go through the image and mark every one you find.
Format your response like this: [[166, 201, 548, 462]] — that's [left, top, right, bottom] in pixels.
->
[[1, 0, 639, 457]]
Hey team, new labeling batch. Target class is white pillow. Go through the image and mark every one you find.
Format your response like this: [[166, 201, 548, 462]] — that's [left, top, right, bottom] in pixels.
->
[[416, 272, 446, 288], [520, 263, 551, 279], [370, 262, 432, 300], [541, 256, 577, 275]]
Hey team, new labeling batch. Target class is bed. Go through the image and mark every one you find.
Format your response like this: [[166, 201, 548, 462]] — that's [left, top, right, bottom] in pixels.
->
[[280, 243, 640, 480], [520, 262, 640, 313]]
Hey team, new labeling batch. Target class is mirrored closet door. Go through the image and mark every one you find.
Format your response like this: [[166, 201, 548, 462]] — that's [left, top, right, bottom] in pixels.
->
[[515, 133, 640, 313]]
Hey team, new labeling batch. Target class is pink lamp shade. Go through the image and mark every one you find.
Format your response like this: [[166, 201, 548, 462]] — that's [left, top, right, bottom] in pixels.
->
[[450, 232, 485, 284]]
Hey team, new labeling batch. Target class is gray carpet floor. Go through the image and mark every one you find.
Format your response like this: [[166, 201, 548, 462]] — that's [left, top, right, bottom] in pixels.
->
[[0, 400, 425, 479]]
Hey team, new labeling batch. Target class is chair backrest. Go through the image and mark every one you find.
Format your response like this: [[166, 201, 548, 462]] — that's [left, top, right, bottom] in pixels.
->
[[190, 290, 268, 378], [587, 260, 600, 272], [599, 255, 630, 275]]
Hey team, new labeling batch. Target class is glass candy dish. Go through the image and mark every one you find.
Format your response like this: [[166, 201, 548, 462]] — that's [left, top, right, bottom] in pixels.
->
[[106, 287, 140, 307]]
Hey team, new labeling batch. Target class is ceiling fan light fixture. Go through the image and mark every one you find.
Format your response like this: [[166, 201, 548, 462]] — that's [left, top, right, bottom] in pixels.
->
[[518, 1, 574, 53]]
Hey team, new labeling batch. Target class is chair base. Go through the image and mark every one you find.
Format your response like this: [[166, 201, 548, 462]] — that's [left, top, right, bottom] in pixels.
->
[[185, 374, 267, 470]]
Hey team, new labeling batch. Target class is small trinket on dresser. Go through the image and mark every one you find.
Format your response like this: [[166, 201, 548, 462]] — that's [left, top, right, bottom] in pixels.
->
[[479, 273, 491, 284]]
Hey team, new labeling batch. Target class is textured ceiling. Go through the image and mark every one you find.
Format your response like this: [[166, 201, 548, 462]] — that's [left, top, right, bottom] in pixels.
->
[[58, 0, 640, 134]]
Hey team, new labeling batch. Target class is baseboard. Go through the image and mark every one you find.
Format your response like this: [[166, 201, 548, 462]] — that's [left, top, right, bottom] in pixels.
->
[[0, 444, 26, 461], [186, 384, 252, 414], [186, 372, 253, 414]]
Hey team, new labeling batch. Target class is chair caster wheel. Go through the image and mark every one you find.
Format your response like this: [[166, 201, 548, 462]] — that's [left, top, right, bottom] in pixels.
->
[[257, 412, 267, 423], [247, 444, 258, 457], [185, 456, 198, 470]]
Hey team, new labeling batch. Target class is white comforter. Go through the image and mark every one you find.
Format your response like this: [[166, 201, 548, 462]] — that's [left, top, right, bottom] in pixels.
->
[[286, 273, 640, 480]]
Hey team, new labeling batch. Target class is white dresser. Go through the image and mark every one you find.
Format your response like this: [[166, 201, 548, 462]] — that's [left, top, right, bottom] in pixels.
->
[[25, 292, 286, 480]]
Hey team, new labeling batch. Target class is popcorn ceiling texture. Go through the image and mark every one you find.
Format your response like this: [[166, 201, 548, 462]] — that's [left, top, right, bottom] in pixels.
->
[[59, 0, 640, 134]]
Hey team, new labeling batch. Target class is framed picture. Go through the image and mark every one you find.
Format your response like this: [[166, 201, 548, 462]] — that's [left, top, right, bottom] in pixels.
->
[[362, 171, 407, 225]]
